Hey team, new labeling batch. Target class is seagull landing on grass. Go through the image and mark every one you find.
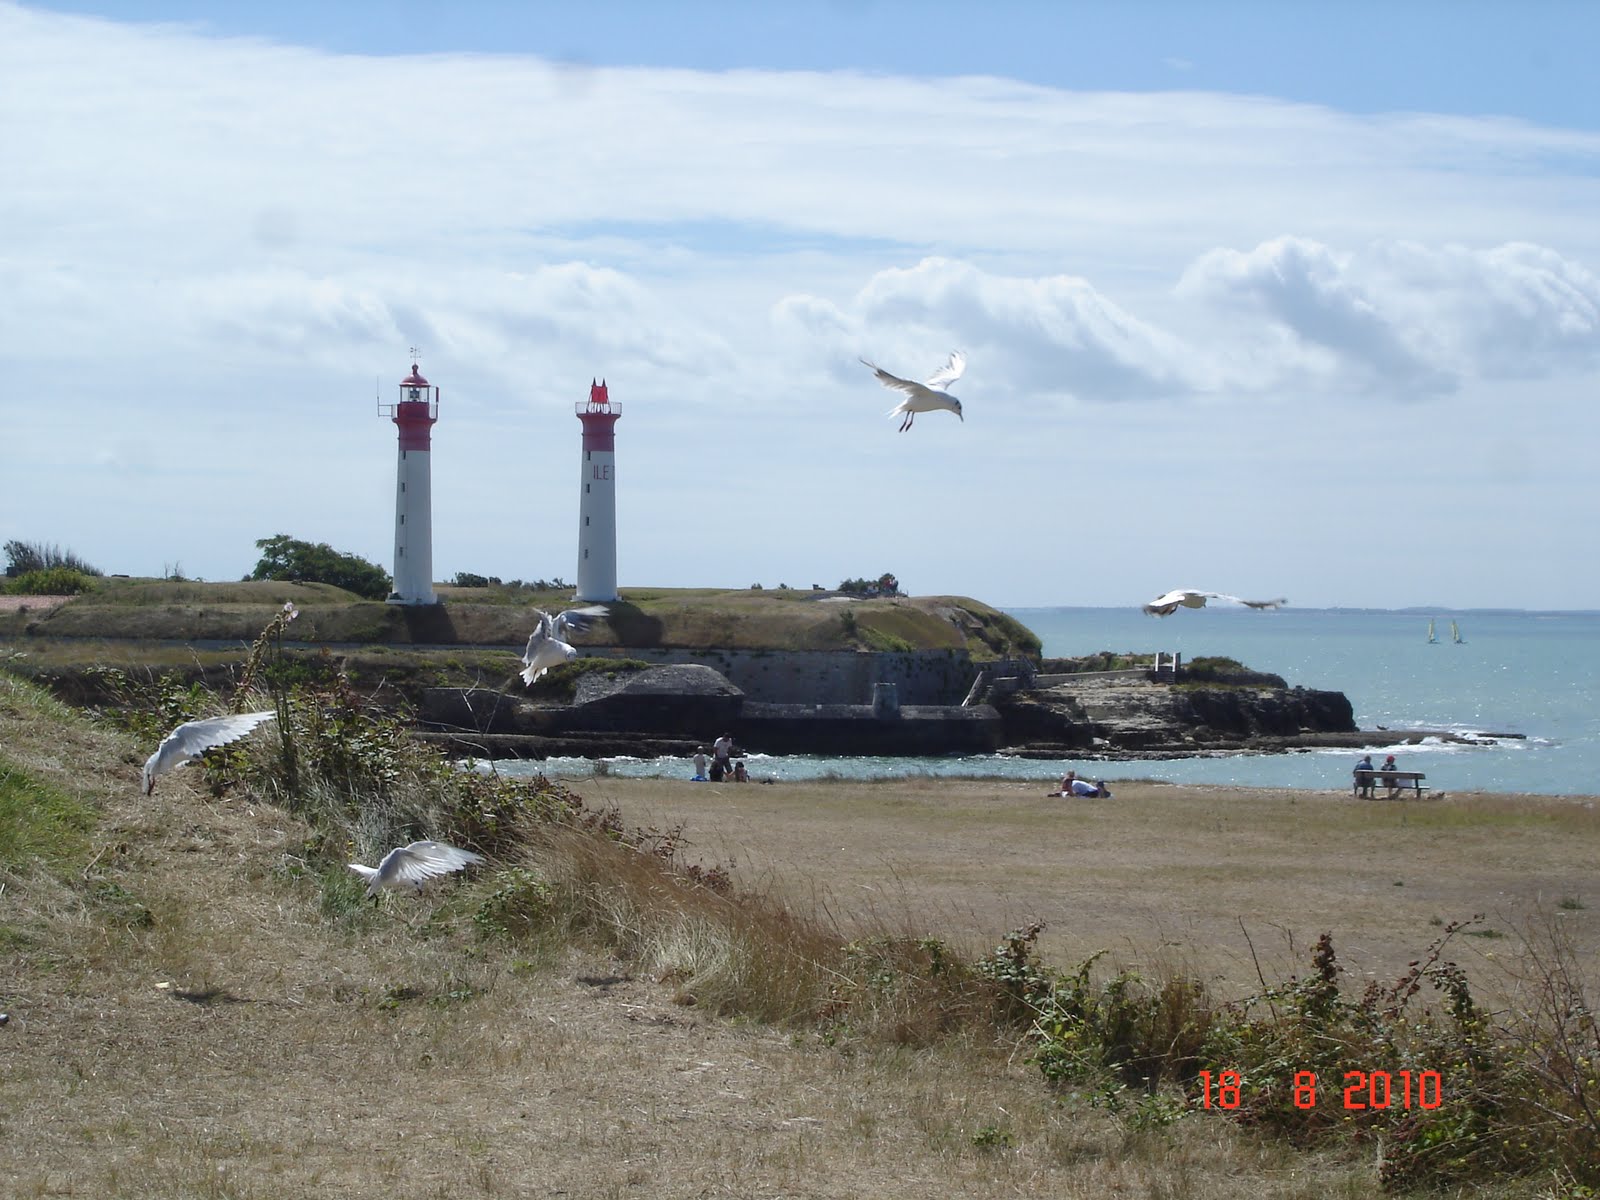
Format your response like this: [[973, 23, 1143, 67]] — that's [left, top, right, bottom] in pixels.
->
[[1142, 590, 1288, 617], [347, 841, 486, 898], [519, 605, 609, 685], [860, 350, 966, 431], [141, 711, 278, 795]]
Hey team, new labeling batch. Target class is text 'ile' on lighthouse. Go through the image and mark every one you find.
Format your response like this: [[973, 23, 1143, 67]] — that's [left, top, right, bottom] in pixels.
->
[[383, 361, 439, 606], [575, 378, 620, 603]]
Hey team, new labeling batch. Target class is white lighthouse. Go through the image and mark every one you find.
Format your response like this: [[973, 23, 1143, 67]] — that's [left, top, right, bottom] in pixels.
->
[[575, 379, 620, 603], [383, 361, 439, 606]]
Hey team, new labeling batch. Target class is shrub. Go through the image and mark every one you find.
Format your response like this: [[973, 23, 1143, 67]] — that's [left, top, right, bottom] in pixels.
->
[[5, 567, 98, 595], [247, 534, 391, 600]]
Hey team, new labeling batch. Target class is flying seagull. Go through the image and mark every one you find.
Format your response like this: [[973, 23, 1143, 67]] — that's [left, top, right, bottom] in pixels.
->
[[142, 711, 278, 794], [347, 841, 486, 898], [1142, 590, 1287, 617], [860, 350, 966, 431], [520, 605, 609, 685]]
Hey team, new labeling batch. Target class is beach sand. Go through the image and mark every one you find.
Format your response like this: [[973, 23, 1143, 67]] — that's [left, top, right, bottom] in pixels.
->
[[565, 773, 1600, 1001]]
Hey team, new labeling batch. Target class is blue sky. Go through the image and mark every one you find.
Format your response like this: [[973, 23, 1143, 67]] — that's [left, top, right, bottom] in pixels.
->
[[4, 1, 1598, 608]]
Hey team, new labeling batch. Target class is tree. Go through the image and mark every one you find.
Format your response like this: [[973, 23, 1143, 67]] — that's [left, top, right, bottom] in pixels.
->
[[838, 572, 901, 597], [247, 535, 391, 601]]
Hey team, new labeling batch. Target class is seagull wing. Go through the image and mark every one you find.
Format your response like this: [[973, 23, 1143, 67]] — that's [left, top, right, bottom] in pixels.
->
[[375, 840, 486, 891], [1201, 592, 1286, 610], [552, 604, 609, 640], [860, 358, 933, 402], [1142, 590, 1284, 616], [521, 611, 555, 665], [1142, 589, 1199, 616], [160, 711, 278, 758], [143, 710, 277, 790], [922, 350, 966, 391]]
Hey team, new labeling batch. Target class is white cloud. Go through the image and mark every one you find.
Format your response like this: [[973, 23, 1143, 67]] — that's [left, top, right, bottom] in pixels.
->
[[1178, 235, 1600, 396], [2, 2, 1599, 606], [779, 257, 1203, 403]]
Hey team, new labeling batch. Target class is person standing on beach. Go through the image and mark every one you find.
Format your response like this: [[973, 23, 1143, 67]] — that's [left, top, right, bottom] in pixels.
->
[[693, 747, 709, 781], [712, 733, 734, 778]]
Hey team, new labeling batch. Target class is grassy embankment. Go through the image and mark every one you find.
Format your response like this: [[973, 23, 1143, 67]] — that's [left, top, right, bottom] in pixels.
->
[[3, 621, 1598, 1197], [0, 578, 1040, 707]]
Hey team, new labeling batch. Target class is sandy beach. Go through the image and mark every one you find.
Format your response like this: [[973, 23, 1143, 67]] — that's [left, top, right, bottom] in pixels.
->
[[564, 773, 1600, 1000]]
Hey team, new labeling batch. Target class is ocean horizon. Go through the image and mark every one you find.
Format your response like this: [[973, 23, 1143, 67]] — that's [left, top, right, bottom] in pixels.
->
[[495, 605, 1600, 798]]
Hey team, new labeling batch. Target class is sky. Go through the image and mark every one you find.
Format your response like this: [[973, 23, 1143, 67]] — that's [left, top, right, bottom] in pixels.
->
[[3, 1, 1598, 610]]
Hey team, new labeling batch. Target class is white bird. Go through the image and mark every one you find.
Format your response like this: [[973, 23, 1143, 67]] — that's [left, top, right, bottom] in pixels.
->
[[141, 711, 278, 794], [860, 350, 966, 431], [519, 605, 609, 685], [1142, 590, 1288, 617], [347, 841, 486, 898]]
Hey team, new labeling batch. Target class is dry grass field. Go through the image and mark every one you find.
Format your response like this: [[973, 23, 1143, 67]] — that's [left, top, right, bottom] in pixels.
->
[[4, 674, 1596, 1198], [569, 774, 1600, 1005]]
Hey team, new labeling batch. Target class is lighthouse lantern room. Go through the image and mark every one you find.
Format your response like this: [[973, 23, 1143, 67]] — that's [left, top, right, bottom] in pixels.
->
[[574, 379, 620, 603], [381, 361, 440, 605]]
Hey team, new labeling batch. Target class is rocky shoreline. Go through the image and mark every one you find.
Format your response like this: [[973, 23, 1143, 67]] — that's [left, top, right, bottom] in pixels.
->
[[413, 658, 1429, 763]]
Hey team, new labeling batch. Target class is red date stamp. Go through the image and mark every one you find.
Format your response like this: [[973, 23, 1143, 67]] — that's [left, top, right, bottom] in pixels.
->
[[1196, 1069, 1443, 1110]]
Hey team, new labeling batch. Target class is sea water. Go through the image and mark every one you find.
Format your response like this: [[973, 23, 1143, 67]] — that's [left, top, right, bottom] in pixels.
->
[[498, 607, 1600, 797]]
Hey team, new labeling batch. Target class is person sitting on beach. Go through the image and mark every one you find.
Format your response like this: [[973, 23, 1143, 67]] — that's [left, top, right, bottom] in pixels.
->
[[1353, 754, 1375, 798], [1047, 772, 1110, 798], [733, 760, 749, 783]]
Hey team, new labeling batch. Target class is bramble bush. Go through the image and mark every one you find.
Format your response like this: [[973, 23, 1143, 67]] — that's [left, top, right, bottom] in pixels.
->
[[995, 920, 1599, 1191]]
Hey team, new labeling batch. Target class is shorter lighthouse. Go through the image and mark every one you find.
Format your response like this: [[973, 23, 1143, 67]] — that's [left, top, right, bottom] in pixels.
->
[[384, 362, 439, 606], [575, 379, 620, 603]]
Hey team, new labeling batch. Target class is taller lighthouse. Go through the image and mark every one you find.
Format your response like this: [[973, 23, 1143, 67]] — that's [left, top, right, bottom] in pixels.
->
[[383, 361, 439, 606], [575, 379, 620, 603]]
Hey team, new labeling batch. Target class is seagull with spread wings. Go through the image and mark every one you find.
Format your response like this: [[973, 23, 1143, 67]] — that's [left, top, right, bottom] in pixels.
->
[[142, 711, 278, 794], [519, 605, 609, 685], [347, 841, 486, 898], [860, 350, 966, 431], [1142, 590, 1288, 617]]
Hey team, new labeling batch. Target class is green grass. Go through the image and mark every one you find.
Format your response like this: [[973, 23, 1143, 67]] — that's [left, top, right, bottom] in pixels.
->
[[0, 752, 97, 868]]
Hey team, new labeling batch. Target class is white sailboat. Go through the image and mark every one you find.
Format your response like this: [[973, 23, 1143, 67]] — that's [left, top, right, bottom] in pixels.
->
[[1427, 618, 1438, 644], [1451, 620, 1464, 645]]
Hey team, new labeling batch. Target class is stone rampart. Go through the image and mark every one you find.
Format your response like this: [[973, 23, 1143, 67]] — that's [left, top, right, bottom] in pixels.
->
[[575, 646, 976, 705]]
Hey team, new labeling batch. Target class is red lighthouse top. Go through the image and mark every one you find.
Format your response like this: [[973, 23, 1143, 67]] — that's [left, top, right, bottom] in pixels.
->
[[392, 362, 439, 451], [575, 377, 620, 451]]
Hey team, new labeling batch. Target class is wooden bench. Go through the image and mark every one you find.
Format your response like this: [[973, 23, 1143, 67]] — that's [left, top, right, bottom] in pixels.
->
[[1354, 770, 1427, 799]]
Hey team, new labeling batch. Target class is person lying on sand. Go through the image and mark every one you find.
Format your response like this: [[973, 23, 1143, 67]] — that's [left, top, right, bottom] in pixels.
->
[[1047, 778, 1112, 798]]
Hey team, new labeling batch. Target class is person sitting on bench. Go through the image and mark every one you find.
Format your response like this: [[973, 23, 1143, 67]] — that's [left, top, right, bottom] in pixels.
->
[[1379, 754, 1401, 797], [1353, 754, 1375, 798]]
